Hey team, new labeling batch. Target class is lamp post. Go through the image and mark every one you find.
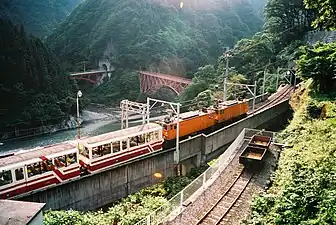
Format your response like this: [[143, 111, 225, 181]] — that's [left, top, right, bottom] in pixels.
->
[[77, 90, 82, 139]]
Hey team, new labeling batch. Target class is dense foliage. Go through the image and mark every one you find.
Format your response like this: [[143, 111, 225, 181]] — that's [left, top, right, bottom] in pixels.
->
[[179, 0, 316, 103], [297, 42, 336, 93], [244, 81, 336, 224], [44, 166, 207, 225], [304, 0, 336, 30], [47, 0, 264, 74], [88, 70, 140, 105], [0, 20, 75, 131], [231, 0, 315, 75], [178, 64, 248, 108], [0, 0, 82, 37]]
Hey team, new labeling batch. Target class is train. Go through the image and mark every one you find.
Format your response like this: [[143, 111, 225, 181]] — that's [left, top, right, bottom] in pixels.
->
[[0, 100, 248, 199], [158, 100, 248, 141]]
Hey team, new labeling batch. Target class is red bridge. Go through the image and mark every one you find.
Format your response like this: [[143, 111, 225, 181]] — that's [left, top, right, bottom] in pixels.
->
[[69, 70, 111, 85], [138, 71, 192, 95]]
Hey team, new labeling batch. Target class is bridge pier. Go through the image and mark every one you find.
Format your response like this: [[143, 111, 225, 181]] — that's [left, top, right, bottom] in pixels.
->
[[98, 60, 114, 85]]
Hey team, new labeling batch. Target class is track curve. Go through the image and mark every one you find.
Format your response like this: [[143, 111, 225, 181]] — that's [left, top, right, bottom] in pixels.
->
[[194, 168, 254, 225]]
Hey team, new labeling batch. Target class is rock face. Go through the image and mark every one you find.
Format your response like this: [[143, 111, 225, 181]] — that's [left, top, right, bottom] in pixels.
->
[[305, 31, 336, 45]]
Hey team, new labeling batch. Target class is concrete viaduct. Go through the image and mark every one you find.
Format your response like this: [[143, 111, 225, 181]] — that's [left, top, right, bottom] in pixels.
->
[[17, 92, 292, 211]]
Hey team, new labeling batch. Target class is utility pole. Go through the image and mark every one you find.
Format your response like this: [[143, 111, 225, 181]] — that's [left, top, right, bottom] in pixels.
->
[[276, 67, 280, 90], [76, 90, 82, 139], [146, 98, 181, 164], [253, 81, 257, 114], [223, 48, 232, 103], [262, 69, 266, 95]]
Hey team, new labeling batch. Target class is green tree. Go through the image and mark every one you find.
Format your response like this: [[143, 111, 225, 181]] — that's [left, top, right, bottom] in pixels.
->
[[0, 0, 82, 37], [296, 42, 336, 93], [304, 0, 336, 30], [0, 19, 74, 131]]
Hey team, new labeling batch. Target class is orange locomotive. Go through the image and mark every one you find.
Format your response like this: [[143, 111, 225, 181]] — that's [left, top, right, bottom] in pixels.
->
[[156, 100, 249, 141]]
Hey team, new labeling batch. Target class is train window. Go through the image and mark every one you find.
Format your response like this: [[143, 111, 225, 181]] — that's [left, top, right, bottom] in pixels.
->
[[112, 141, 120, 153], [92, 147, 100, 159], [163, 125, 168, 130], [146, 133, 152, 142], [122, 140, 127, 150], [41, 160, 53, 172], [55, 156, 66, 168], [130, 136, 138, 147], [15, 168, 24, 181], [170, 125, 174, 130], [0, 170, 13, 186], [154, 131, 160, 140], [102, 144, 111, 155], [147, 132, 158, 142], [27, 163, 43, 177], [80, 147, 89, 159], [173, 125, 177, 129], [66, 153, 77, 165], [139, 134, 146, 145]]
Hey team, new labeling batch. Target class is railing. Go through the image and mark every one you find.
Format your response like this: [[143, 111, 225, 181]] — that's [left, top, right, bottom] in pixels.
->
[[136, 128, 278, 225]]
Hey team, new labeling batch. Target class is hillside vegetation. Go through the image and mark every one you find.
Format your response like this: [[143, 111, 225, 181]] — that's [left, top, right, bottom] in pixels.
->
[[244, 3, 336, 221], [0, 20, 75, 131], [178, 0, 317, 104], [0, 0, 82, 37], [44, 167, 207, 225], [48, 0, 264, 74], [245, 81, 336, 224]]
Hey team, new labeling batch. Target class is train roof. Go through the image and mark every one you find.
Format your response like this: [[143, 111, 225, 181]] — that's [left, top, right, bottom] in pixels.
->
[[158, 100, 246, 124], [0, 143, 77, 170], [78, 123, 162, 147]]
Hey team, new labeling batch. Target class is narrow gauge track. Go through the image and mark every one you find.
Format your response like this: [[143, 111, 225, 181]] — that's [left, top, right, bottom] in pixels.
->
[[194, 168, 254, 225], [251, 85, 294, 114]]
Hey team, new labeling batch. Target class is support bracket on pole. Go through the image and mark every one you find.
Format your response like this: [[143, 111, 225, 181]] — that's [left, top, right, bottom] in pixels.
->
[[224, 82, 257, 113], [120, 99, 147, 129], [146, 98, 181, 165]]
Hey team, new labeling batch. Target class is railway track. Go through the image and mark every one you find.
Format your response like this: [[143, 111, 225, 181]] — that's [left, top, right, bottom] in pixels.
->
[[251, 85, 294, 114], [194, 168, 254, 225]]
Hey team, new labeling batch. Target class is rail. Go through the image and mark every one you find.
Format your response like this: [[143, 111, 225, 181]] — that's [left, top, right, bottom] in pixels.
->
[[252, 85, 293, 114], [135, 128, 279, 225], [194, 169, 253, 225]]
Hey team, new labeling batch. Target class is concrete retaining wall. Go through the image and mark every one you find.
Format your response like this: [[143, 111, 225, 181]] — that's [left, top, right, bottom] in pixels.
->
[[19, 150, 175, 211]]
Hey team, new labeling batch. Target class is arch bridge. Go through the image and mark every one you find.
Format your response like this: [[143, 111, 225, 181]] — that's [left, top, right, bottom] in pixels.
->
[[69, 60, 114, 85], [138, 71, 192, 95]]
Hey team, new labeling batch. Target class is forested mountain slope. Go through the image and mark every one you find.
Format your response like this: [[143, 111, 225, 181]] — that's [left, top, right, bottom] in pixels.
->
[[178, 0, 317, 104], [0, 0, 82, 37], [47, 0, 265, 74], [0, 20, 74, 131]]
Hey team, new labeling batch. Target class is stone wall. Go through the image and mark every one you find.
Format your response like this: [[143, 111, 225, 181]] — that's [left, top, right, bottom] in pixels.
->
[[305, 31, 336, 45]]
